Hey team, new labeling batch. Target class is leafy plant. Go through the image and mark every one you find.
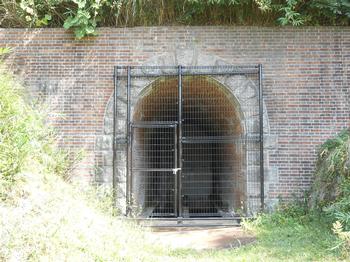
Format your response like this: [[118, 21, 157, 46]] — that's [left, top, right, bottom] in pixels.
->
[[0, 51, 78, 197], [1, 0, 349, 39], [311, 129, 350, 229], [0, 47, 11, 57], [332, 221, 350, 255], [311, 130, 350, 206], [63, 0, 98, 39], [311, 0, 350, 24], [323, 178, 350, 230], [278, 0, 305, 25]]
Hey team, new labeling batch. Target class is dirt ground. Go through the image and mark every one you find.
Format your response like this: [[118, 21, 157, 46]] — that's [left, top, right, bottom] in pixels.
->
[[147, 227, 256, 250]]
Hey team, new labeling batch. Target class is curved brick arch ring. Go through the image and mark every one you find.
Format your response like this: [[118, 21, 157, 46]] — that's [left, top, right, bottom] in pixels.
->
[[137, 50, 270, 134]]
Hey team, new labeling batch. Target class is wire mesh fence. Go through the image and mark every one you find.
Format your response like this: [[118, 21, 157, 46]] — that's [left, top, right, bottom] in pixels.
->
[[114, 65, 263, 219]]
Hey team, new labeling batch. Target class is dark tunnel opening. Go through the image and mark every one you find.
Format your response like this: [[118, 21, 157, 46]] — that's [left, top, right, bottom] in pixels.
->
[[131, 76, 246, 217]]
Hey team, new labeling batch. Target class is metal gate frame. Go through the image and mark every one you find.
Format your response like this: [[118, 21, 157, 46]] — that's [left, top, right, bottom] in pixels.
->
[[131, 122, 178, 217], [112, 65, 264, 220]]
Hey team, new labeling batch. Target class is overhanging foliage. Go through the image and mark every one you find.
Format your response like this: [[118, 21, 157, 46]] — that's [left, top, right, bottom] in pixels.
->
[[0, 0, 349, 39]]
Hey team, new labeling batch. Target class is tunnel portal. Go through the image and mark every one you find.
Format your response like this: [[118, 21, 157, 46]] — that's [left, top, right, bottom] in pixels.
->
[[131, 76, 247, 218]]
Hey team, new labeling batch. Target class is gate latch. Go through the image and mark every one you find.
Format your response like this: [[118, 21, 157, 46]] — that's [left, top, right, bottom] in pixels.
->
[[172, 168, 181, 174]]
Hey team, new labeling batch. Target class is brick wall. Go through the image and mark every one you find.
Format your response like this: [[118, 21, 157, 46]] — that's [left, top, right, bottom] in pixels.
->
[[1, 26, 349, 203]]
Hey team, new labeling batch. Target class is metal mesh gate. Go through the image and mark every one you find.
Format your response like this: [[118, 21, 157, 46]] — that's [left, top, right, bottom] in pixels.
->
[[131, 124, 177, 216], [113, 65, 264, 219]]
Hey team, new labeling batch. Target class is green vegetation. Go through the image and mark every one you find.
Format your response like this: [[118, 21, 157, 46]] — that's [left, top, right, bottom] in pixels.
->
[[0, 48, 72, 200], [0, 50, 161, 261], [165, 206, 345, 261], [1, 172, 345, 261], [312, 129, 350, 253], [1, 0, 349, 38], [312, 130, 350, 226], [0, 53, 349, 260]]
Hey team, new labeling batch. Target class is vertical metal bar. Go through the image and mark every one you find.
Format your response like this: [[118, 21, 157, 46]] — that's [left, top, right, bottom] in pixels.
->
[[129, 126, 134, 215], [174, 127, 178, 217], [178, 65, 183, 218], [126, 66, 132, 215], [112, 66, 117, 210], [258, 64, 265, 211]]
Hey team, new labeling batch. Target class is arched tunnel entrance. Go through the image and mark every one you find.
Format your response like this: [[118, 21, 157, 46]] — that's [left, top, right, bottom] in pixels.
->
[[131, 76, 247, 218]]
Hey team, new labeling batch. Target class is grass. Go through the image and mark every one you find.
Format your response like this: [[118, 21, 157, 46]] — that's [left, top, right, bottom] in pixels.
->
[[0, 171, 164, 261], [0, 168, 346, 261], [165, 215, 343, 262]]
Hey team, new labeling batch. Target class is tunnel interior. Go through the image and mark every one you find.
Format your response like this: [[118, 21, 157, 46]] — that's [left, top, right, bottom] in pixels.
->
[[132, 76, 246, 217]]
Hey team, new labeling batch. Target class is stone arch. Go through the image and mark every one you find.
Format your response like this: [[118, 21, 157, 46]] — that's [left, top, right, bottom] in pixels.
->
[[96, 49, 276, 214]]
